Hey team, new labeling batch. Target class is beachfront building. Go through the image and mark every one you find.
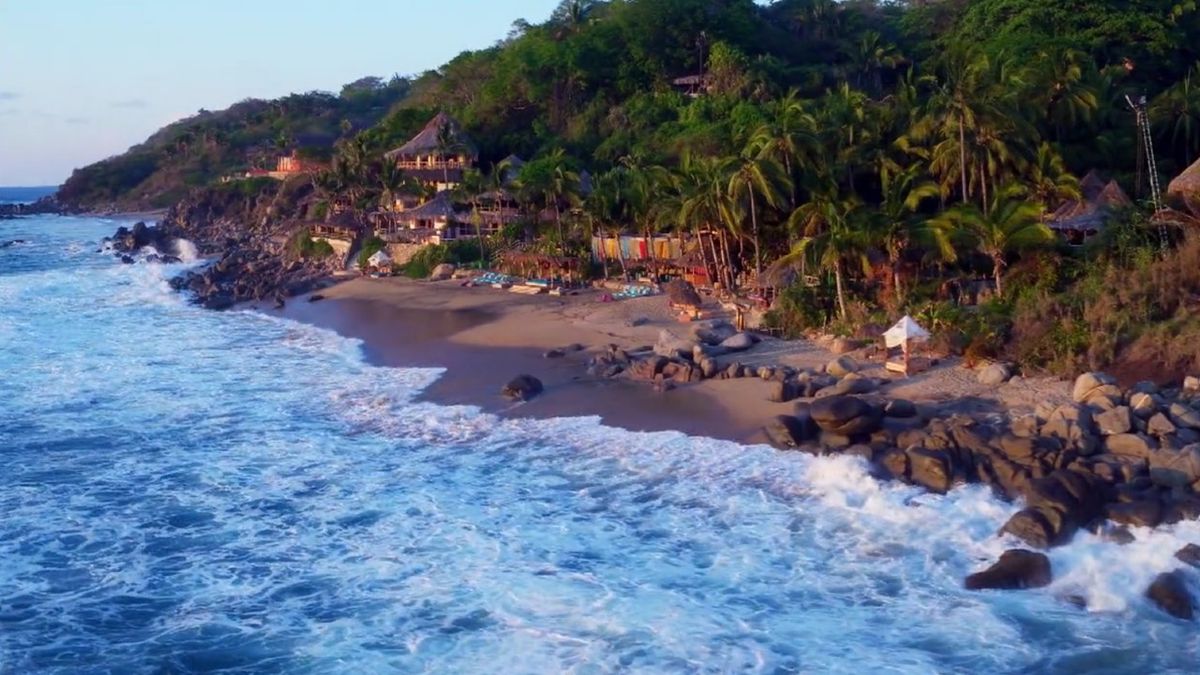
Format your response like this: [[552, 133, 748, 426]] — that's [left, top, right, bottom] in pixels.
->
[[373, 192, 466, 246], [1045, 170, 1132, 245], [384, 112, 478, 193], [672, 74, 711, 97]]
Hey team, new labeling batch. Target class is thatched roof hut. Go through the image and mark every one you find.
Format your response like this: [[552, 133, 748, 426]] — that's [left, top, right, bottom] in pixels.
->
[[404, 192, 461, 221], [663, 279, 702, 308], [384, 112, 477, 160], [1046, 171, 1131, 234], [1168, 158, 1200, 217]]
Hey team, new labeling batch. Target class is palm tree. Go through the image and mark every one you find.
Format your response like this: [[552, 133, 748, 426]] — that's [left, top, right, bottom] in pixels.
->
[[1021, 143, 1081, 217], [784, 189, 871, 321], [672, 154, 740, 290], [1029, 47, 1099, 141], [435, 120, 467, 188], [874, 164, 946, 301], [727, 147, 790, 283], [1151, 61, 1200, 166], [935, 186, 1054, 298], [454, 168, 489, 263], [750, 90, 817, 205], [841, 30, 903, 97]]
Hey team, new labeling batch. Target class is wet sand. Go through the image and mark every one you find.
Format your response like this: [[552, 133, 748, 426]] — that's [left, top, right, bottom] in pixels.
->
[[264, 276, 1072, 444]]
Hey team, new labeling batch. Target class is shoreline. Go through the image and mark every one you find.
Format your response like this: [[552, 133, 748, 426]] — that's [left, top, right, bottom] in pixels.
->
[[258, 275, 1074, 445]]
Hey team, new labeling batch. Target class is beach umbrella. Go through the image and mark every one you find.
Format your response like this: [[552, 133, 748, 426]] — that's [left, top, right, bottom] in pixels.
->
[[367, 249, 392, 267], [882, 315, 930, 349]]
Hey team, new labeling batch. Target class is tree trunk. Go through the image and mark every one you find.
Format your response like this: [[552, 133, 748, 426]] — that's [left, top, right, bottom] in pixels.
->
[[958, 114, 969, 204], [695, 225, 713, 286], [834, 259, 848, 320], [892, 256, 903, 304], [980, 162, 989, 214], [749, 181, 762, 283], [993, 254, 1004, 299], [715, 228, 734, 289], [554, 202, 564, 252], [613, 228, 628, 280]]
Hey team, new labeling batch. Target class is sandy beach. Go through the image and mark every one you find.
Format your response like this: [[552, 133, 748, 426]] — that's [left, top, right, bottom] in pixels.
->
[[263, 276, 1074, 444]]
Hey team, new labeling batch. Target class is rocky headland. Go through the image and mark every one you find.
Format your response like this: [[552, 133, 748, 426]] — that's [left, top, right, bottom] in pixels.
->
[[102, 183, 338, 310]]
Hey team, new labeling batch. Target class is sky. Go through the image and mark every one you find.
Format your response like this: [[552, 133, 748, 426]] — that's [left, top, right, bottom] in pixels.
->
[[0, 0, 562, 186]]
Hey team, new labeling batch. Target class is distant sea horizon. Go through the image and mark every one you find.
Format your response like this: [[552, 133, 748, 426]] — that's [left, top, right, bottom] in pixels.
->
[[0, 186, 57, 205]]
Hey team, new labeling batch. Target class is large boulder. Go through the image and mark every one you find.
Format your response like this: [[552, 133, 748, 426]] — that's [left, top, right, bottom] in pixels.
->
[[1041, 403, 1099, 456], [1176, 544, 1200, 568], [1148, 445, 1200, 488], [977, 363, 1012, 386], [825, 356, 858, 378], [1146, 571, 1195, 620], [1105, 433, 1158, 459], [1168, 402, 1200, 431], [764, 414, 817, 449], [809, 395, 882, 436], [1072, 371, 1121, 407], [1130, 392, 1161, 419], [501, 375, 544, 401], [720, 332, 756, 352], [768, 379, 802, 403], [825, 374, 877, 396], [654, 329, 697, 359], [1095, 406, 1133, 436], [428, 263, 456, 281], [964, 549, 1052, 591], [906, 447, 954, 493], [1000, 469, 1111, 548], [691, 320, 737, 346], [1106, 499, 1163, 528]]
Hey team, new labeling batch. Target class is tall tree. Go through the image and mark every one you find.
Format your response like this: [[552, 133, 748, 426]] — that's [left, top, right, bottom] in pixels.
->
[[727, 146, 790, 283], [935, 186, 1054, 298]]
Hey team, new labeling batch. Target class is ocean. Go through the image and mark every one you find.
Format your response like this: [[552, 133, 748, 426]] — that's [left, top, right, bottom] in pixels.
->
[[0, 186, 56, 206], [1, 215, 1199, 674]]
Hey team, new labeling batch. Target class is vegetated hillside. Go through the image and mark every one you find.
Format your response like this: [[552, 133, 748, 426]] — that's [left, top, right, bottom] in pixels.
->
[[57, 77, 411, 210]]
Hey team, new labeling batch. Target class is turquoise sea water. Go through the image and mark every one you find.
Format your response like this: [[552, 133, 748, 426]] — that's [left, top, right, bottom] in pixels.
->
[[1, 215, 1199, 674]]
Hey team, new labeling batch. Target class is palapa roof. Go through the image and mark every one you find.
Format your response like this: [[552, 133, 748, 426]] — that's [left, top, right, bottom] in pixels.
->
[[1168, 158, 1200, 217], [1046, 172, 1131, 232], [384, 112, 477, 160], [663, 278, 702, 307], [403, 192, 461, 221]]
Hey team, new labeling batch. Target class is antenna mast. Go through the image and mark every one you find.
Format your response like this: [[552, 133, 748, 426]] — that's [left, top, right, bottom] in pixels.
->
[[1127, 94, 1168, 251]]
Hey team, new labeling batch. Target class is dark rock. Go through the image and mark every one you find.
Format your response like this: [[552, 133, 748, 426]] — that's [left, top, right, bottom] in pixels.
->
[[977, 363, 1012, 386], [1000, 469, 1111, 548], [906, 447, 954, 493], [1106, 499, 1162, 528], [720, 332, 756, 352], [1146, 571, 1195, 620], [543, 348, 566, 359], [964, 549, 1052, 591], [769, 379, 801, 403], [501, 375, 544, 401], [691, 320, 736, 346], [1148, 445, 1200, 488], [1105, 433, 1158, 459], [1168, 402, 1200, 431], [884, 399, 918, 419], [825, 356, 857, 377], [1148, 412, 1178, 437], [120, 255, 135, 264], [764, 415, 817, 449], [307, 293, 325, 303], [1175, 544, 1200, 568], [1095, 406, 1133, 436], [809, 395, 881, 436]]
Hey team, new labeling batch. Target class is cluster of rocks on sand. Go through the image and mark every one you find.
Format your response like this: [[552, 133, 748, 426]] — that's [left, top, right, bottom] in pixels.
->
[[520, 318, 1200, 620]]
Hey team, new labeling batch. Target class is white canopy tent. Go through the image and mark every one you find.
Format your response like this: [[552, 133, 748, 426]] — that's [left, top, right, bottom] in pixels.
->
[[883, 315, 930, 349], [882, 315, 931, 376], [367, 249, 392, 267]]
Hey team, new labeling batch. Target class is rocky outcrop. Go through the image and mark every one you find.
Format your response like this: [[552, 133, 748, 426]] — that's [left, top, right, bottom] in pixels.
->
[[1146, 571, 1195, 620], [501, 375, 544, 401], [965, 549, 1052, 590]]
